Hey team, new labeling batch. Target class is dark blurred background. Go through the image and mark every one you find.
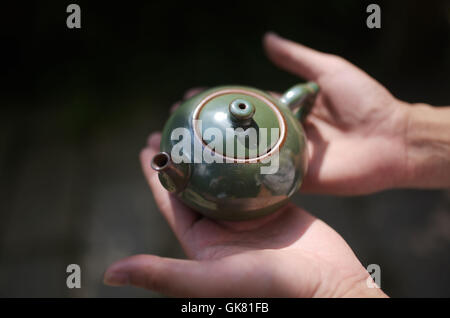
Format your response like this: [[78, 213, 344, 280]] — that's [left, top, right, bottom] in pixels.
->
[[0, 0, 449, 297]]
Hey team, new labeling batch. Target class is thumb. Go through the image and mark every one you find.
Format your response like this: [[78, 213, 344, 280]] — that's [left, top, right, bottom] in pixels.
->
[[103, 253, 273, 297], [263, 32, 335, 80], [104, 255, 215, 296]]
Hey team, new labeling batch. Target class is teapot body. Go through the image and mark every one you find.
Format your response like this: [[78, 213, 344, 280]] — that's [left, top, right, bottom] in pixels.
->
[[153, 83, 318, 221]]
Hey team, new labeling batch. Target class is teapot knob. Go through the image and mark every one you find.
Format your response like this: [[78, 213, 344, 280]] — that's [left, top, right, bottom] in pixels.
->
[[229, 98, 255, 125]]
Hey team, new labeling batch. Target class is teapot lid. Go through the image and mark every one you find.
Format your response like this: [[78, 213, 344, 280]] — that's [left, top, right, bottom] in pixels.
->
[[193, 88, 286, 162]]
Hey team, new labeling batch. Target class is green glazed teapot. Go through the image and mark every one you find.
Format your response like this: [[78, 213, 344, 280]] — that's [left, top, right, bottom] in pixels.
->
[[151, 82, 319, 221]]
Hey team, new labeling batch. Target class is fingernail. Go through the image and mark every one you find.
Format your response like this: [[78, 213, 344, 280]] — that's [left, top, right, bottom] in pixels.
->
[[103, 271, 129, 287]]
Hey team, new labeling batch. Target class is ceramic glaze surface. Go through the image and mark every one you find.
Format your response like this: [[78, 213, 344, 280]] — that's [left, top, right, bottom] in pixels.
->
[[152, 83, 319, 221]]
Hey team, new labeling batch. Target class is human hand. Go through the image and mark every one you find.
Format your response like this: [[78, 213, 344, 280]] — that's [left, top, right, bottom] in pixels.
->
[[103, 132, 386, 297], [264, 33, 413, 195]]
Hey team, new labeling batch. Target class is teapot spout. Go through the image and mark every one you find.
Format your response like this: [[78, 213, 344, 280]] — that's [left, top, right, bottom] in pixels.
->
[[151, 152, 190, 193]]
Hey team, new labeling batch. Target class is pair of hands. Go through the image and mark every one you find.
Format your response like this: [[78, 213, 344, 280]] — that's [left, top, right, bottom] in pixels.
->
[[103, 32, 416, 297]]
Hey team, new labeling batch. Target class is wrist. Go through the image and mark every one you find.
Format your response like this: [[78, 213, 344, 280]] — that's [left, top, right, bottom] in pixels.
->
[[403, 103, 450, 188]]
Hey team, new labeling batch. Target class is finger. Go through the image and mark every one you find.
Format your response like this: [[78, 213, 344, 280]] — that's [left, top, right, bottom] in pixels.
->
[[263, 32, 336, 80], [170, 87, 207, 113], [183, 87, 206, 100], [170, 101, 181, 113], [141, 133, 199, 240], [104, 255, 212, 296], [103, 253, 272, 297], [267, 90, 282, 99], [146, 130, 162, 147]]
